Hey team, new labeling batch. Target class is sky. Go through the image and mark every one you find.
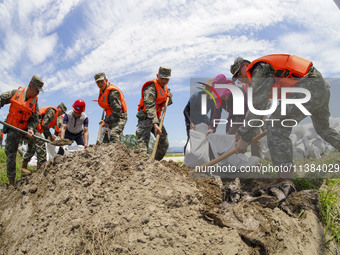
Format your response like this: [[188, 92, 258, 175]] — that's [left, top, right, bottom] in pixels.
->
[[1, 0, 340, 149]]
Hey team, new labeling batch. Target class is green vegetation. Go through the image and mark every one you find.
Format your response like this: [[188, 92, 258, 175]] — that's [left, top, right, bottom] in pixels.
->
[[319, 179, 340, 246], [121, 134, 154, 151], [164, 153, 184, 157], [0, 148, 37, 185], [0, 148, 26, 184], [291, 151, 340, 247]]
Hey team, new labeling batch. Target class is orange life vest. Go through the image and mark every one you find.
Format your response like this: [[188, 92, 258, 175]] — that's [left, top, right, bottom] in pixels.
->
[[137, 79, 169, 118], [246, 54, 313, 98], [36, 106, 59, 134], [6, 86, 38, 130], [0, 131, 3, 139], [98, 82, 127, 117]]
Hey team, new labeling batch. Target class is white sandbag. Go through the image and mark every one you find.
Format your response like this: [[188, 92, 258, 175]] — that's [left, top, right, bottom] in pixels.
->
[[64, 145, 84, 155], [208, 133, 235, 157], [46, 143, 58, 161], [184, 124, 210, 168], [28, 156, 37, 167], [208, 133, 261, 170]]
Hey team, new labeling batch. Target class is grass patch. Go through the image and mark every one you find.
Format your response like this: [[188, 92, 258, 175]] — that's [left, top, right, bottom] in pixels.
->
[[292, 151, 340, 247], [164, 153, 184, 157], [319, 179, 340, 246], [0, 148, 34, 184]]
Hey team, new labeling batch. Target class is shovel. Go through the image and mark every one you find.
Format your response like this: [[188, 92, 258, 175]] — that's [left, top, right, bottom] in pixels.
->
[[96, 110, 105, 144], [0, 120, 72, 146], [151, 97, 170, 160], [199, 130, 267, 168]]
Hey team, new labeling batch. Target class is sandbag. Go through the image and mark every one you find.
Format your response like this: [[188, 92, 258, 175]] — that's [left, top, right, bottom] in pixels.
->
[[184, 124, 210, 168]]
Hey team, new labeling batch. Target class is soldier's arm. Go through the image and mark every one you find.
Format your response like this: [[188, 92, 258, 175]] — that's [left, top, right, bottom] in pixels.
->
[[237, 62, 274, 142], [83, 117, 89, 148], [0, 89, 17, 108], [104, 90, 123, 125], [143, 84, 159, 124], [27, 101, 40, 131], [60, 114, 68, 139], [42, 108, 57, 138]]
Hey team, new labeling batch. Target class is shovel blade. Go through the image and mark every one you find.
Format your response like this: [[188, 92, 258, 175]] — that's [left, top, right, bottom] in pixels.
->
[[50, 139, 73, 146]]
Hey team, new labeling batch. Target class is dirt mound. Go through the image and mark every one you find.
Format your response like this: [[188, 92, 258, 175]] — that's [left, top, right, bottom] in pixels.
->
[[0, 143, 337, 254]]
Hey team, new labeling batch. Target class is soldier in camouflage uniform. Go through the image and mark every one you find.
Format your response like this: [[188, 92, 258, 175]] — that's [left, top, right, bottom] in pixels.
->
[[0, 75, 43, 189], [136, 66, 173, 160], [94, 72, 128, 143], [22, 103, 67, 173], [231, 55, 340, 179]]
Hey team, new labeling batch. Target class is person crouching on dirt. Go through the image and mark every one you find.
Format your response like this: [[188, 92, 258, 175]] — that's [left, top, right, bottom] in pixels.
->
[[205, 74, 262, 158], [94, 72, 127, 143], [21, 103, 67, 174], [58, 99, 89, 155], [0, 75, 44, 189], [136, 66, 173, 160], [231, 54, 340, 182]]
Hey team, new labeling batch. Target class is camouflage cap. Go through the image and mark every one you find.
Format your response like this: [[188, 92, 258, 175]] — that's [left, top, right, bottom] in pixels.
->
[[158, 66, 171, 79], [58, 102, 67, 113], [230, 57, 250, 82], [94, 72, 106, 82], [30, 75, 44, 92]]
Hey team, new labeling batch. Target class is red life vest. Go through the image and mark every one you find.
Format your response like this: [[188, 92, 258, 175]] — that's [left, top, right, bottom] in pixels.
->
[[246, 54, 313, 98], [6, 87, 37, 130], [98, 82, 127, 117], [137, 79, 169, 118], [36, 106, 59, 134], [0, 130, 3, 139]]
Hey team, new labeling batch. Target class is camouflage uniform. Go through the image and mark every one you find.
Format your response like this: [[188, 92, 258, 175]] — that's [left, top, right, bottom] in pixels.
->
[[102, 90, 128, 143], [23, 107, 58, 164], [237, 62, 340, 167], [136, 83, 171, 160], [0, 130, 3, 148], [0, 89, 39, 178]]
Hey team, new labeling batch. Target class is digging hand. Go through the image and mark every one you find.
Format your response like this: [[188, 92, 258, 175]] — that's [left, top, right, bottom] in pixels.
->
[[154, 124, 162, 136], [206, 129, 214, 136], [27, 129, 34, 139], [235, 137, 248, 154]]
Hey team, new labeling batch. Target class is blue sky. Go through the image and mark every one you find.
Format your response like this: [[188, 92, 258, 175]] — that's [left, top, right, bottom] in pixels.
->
[[1, 0, 340, 147]]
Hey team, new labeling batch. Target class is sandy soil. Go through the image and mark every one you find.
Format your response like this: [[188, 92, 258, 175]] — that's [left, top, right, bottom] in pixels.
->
[[0, 143, 338, 254]]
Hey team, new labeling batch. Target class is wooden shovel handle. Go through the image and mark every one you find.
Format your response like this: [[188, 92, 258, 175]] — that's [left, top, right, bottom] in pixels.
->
[[151, 97, 170, 160]]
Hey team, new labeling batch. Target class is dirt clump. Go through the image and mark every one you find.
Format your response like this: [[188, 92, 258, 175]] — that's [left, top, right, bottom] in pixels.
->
[[0, 143, 338, 254]]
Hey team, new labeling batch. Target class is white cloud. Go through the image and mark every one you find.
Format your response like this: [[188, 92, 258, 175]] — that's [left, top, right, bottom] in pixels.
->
[[1, 0, 340, 97], [27, 33, 58, 65], [170, 139, 187, 147]]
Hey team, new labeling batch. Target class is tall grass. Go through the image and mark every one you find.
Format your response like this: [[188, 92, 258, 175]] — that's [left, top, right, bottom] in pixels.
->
[[0, 148, 25, 184], [319, 179, 340, 246]]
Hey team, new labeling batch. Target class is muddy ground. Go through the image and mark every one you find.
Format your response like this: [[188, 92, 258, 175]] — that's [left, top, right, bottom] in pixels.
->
[[0, 143, 338, 254]]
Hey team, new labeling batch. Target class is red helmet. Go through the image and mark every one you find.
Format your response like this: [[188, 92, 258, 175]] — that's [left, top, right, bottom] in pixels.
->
[[72, 99, 86, 113]]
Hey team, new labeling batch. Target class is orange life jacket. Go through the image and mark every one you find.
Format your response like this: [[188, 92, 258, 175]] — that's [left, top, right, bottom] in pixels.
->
[[36, 106, 59, 134], [137, 79, 169, 118], [98, 82, 127, 117], [0, 131, 3, 139], [6, 86, 38, 130], [246, 54, 313, 98]]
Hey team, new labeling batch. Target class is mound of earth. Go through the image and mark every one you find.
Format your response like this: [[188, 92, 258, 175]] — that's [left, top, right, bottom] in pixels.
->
[[0, 143, 338, 254]]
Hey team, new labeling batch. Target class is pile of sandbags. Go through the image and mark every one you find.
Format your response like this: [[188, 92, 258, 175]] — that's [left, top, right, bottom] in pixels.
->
[[263, 117, 340, 160]]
